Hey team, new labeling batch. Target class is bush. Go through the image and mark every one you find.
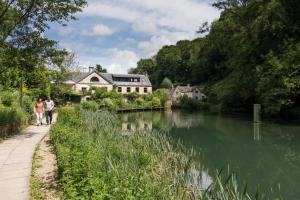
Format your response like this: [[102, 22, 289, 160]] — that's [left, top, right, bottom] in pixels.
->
[[80, 101, 98, 111], [160, 77, 173, 89], [152, 97, 161, 108], [153, 89, 170, 106], [0, 90, 18, 107], [22, 95, 34, 114]]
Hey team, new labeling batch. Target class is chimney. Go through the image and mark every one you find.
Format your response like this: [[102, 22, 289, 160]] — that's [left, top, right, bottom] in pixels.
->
[[89, 67, 94, 72]]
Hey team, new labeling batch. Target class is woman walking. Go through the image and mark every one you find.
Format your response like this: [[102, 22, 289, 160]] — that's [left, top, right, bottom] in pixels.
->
[[34, 98, 44, 126]]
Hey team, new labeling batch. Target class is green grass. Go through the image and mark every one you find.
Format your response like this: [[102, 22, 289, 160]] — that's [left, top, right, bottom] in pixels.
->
[[30, 142, 46, 200], [50, 107, 282, 200]]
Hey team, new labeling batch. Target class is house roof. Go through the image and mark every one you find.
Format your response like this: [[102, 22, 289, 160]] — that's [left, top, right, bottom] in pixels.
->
[[170, 85, 202, 95], [63, 70, 152, 87]]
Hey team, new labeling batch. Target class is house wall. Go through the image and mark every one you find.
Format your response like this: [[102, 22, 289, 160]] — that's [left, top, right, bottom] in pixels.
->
[[66, 72, 153, 94], [116, 86, 152, 94], [172, 87, 206, 102], [192, 89, 206, 100], [80, 73, 110, 85], [74, 84, 113, 92]]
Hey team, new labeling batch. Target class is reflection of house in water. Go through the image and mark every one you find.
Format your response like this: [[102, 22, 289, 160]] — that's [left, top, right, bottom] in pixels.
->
[[168, 111, 204, 128], [121, 120, 152, 135]]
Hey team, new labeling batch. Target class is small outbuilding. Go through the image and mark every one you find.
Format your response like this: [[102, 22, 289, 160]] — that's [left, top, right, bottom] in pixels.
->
[[170, 85, 206, 103]]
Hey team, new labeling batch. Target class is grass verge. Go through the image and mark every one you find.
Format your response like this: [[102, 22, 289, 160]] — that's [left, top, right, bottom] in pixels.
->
[[30, 134, 61, 200]]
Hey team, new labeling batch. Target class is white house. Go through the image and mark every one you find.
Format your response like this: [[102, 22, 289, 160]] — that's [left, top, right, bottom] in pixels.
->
[[61, 70, 152, 95], [170, 85, 206, 103]]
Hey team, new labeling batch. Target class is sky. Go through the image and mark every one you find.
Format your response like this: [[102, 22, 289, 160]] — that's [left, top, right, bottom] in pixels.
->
[[45, 0, 220, 74]]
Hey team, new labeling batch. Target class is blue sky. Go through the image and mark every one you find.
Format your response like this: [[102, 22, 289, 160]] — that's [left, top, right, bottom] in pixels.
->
[[45, 0, 220, 74]]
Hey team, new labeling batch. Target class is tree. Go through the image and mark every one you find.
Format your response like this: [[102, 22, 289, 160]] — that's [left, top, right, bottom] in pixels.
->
[[127, 0, 300, 117], [0, 0, 87, 107], [160, 78, 173, 89], [95, 64, 107, 73]]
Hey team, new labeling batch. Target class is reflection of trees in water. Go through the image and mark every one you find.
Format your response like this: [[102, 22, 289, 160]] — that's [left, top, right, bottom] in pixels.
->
[[119, 111, 300, 199], [169, 113, 300, 199]]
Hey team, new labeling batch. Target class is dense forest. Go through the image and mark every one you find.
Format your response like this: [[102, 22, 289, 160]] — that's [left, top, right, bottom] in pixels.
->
[[129, 0, 300, 117]]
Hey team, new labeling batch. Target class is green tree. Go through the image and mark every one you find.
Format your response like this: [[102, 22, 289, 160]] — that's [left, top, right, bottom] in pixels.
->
[[95, 64, 107, 73], [160, 78, 173, 89]]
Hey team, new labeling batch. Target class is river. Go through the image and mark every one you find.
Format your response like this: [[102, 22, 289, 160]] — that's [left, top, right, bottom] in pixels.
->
[[119, 110, 300, 199]]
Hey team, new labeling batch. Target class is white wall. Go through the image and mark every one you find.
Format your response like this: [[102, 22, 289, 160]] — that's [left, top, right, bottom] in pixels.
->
[[116, 86, 152, 94]]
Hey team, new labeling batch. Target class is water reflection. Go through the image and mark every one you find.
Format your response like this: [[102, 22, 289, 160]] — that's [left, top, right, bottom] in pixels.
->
[[186, 168, 213, 190], [119, 110, 300, 199], [253, 123, 261, 141]]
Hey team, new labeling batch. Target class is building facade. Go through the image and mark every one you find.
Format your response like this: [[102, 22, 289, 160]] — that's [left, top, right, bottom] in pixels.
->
[[170, 85, 206, 103], [62, 70, 152, 95]]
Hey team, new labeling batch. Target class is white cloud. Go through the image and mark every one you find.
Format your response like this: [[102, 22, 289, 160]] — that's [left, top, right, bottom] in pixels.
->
[[83, 0, 219, 34], [138, 31, 193, 56], [54, 0, 220, 74], [83, 24, 114, 36], [106, 48, 139, 73]]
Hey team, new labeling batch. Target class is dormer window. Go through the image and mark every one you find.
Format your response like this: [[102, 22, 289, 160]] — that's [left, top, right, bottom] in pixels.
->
[[90, 77, 100, 82]]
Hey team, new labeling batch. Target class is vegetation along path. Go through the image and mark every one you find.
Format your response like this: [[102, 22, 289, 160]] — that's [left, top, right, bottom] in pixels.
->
[[0, 115, 56, 200]]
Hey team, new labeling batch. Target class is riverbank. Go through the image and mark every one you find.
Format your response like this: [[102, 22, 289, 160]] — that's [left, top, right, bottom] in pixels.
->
[[50, 107, 281, 199]]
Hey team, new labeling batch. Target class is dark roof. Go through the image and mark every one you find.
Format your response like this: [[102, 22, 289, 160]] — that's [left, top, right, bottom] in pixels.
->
[[64, 70, 152, 87]]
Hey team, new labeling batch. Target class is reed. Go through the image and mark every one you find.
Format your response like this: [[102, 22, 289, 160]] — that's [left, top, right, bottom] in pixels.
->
[[51, 107, 281, 200]]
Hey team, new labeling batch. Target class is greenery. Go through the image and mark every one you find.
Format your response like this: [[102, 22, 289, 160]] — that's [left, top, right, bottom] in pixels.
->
[[0, 0, 87, 108], [129, 0, 300, 118], [51, 108, 280, 199], [30, 143, 46, 200], [88, 87, 170, 110], [161, 77, 173, 89], [180, 95, 210, 111]]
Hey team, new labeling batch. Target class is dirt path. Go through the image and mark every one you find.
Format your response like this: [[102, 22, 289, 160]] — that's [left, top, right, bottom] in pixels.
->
[[30, 134, 61, 200]]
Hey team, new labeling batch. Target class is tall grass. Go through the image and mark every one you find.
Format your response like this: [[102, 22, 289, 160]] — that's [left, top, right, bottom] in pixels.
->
[[51, 108, 281, 200]]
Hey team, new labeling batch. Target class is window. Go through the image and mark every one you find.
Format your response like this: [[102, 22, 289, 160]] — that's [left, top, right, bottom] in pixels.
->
[[82, 87, 87, 94], [127, 87, 131, 93], [135, 87, 139, 93], [195, 90, 199, 93], [118, 87, 122, 93], [144, 87, 148, 93], [90, 77, 100, 82]]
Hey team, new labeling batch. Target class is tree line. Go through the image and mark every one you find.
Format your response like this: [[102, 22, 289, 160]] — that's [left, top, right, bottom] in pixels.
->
[[0, 0, 87, 99], [129, 0, 300, 117]]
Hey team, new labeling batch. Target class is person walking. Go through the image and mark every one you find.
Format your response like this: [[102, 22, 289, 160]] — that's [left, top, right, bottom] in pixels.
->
[[34, 98, 44, 126], [44, 96, 54, 125]]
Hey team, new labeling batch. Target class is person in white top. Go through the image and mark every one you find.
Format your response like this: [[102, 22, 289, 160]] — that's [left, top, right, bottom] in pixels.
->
[[44, 96, 55, 125]]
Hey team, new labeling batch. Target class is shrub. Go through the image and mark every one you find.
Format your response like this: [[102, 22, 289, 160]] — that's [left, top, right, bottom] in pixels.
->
[[152, 97, 161, 107], [153, 89, 170, 106], [80, 101, 98, 111], [22, 95, 34, 114], [161, 77, 173, 89], [0, 90, 17, 107]]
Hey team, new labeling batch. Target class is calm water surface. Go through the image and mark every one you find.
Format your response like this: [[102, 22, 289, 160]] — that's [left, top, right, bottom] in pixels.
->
[[119, 110, 300, 199]]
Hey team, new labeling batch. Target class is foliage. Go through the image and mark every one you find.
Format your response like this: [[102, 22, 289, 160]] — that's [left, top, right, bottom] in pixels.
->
[[51, 108, 280, 199], [129, 0, 300, 118], [95, 64, 107, 73], [80, 101, 98, 111], [161, 77, 173, 89], [153, 88, 171, 106], [90, 88, 168, 110], [180, 95, 210, 111]]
